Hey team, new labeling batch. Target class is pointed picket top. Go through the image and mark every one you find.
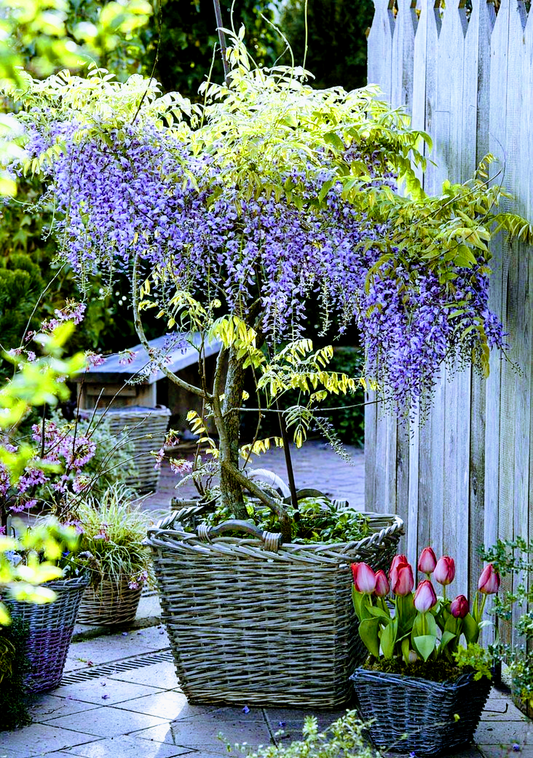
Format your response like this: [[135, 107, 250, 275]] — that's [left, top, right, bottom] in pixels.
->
[[367, 0, 396, 97], [391, 0, 418, 111]]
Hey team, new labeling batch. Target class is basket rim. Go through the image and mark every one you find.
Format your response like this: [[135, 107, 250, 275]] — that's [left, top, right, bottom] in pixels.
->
[[350, 665, 489, 692], [146, 507, 404, 560]]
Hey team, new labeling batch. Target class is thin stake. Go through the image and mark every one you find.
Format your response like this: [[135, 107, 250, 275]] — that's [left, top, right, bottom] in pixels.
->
[[276, 401, 299, 511], [212, 0, 230, 82]]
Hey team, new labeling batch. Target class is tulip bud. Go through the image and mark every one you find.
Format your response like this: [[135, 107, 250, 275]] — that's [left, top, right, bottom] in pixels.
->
[[450, 595, 469, 619], [418, 547, 437, 575], [389, 554, 409, 587], [391, 563, 414, 596], [478, 563, 501, 594], [352, 562, 377, 593], [414, 580, 438, 612], [374, 570, 389, 597], [434, 556, 455, 586]]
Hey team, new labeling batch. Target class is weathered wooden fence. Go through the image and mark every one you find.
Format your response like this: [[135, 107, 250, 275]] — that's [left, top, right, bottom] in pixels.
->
[[365, 0, 533, 609]]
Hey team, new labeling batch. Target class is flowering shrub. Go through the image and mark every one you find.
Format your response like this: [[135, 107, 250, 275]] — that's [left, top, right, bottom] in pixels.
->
[[351, 548, 500, 673], [9, 35, 532, 536], [0, 324, 83, 623]]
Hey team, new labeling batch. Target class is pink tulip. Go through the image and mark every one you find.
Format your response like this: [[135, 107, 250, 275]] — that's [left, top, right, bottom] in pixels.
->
[[374, 570, 390, 597], [434, 556, 455, 586], [389, 554, 409, 587], [389, 554, 408, 577], [478, 564, 501, 594], [351, 562, 377, 593], [391, 563, 414, 596], [450, 595, 469, 619], [418, 547, 437, 575], [414, 580, 438, 612]]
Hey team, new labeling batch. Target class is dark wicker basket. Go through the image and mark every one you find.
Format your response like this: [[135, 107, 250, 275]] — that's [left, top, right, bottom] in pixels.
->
[[8, 574, 89, 693], [146, 506, 404, 708], [350, 667, 492, 755]]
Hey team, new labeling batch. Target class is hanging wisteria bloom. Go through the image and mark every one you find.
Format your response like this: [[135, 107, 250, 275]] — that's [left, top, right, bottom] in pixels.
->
[[13, 40, 519, 431]]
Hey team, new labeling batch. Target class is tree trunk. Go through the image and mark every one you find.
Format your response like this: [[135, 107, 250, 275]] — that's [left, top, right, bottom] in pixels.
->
[[218, 345, 247, 519]]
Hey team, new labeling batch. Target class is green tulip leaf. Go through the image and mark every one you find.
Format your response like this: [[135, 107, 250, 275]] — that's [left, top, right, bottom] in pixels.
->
[[358, 617, 381, 658], [401, 636, 411, 664], [438, 630, 457, 654], [413, 634, 437, 661], [463, 613, 480, 644], [380, 618, 397, 659], [367, 605, 392, 620]]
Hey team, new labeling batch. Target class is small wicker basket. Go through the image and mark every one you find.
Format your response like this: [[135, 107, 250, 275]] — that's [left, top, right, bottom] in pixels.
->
[[146, 506, 403, 708], [77, 575, 142, 626], [80, 406, 171, 492], [8, 574, 89, 693], [350, 667, 492, 755]]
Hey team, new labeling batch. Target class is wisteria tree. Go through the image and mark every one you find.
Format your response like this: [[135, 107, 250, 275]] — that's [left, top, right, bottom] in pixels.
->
[[9, 36, 532, 539]]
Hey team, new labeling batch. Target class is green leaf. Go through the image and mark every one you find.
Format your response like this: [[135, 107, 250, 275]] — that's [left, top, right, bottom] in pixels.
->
[[413, 634, 437, 661], [463, 613, 480, 644], [358, 617, 381, 658], [380, 618, 397, 659]]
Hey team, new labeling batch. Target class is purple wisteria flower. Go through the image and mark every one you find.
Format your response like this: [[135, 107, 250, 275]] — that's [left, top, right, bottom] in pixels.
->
[[17, 99, 505, 416]]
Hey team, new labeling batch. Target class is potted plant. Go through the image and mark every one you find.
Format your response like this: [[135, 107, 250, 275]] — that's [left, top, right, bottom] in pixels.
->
[[0, 324, 90, 693], [349, 549, 500, 755], [72, 483, 153, 626], [11, 32, 530, 705]]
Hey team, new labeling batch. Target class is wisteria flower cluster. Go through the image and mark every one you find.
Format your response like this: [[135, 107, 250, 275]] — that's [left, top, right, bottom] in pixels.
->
[[0, 417, 97, 530], [15, 48, 513, 415], [11, 38, 530, 532]]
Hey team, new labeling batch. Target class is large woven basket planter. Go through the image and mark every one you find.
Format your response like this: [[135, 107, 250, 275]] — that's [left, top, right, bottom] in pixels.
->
[[350, 668, 492, 755], [77, 575, 142, 626], [8, 574, 89, 693], [146, 508, 403, 708]]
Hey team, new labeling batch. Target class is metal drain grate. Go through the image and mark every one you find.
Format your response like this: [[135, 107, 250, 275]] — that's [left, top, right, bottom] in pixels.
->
[[59, 649, 173, 685]]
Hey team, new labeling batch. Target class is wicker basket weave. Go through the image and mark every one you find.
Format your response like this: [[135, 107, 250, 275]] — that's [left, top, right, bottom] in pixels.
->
[[8, 574, 89, 693], [77, 576, 142, 626], [146, 507, 403, 708], [80, 406, 171, 492], [350, 668, 492, 755]]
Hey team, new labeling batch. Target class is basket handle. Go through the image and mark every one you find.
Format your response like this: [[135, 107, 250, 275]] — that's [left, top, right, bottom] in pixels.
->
[[197, 520, 283, 552]]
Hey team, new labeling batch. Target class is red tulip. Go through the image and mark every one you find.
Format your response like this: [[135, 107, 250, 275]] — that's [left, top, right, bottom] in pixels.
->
[[478, 564, 501, 594], [434, 556, 455, 586], [414, 580, 438, 612], [352, 562, 377, 593], [374, 570, 390, 597], [450, 595, 469, 618], [418, 547, 437, 575], [391, 563, 414, 596]]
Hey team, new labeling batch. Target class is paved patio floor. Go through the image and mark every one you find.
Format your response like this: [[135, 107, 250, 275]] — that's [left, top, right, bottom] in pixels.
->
[[1, 443, 531, 757], [0, 625, 530, 758]]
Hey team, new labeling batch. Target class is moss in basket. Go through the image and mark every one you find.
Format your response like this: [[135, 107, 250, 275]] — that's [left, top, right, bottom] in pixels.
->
[[70, 483, 153, 589]]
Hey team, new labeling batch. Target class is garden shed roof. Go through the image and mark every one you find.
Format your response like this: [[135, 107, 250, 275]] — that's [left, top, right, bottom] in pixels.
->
[[74, 333, 221, 385]]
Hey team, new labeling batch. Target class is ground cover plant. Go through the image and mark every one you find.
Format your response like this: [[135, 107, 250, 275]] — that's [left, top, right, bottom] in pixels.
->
[[481, 537, 533, 712], [7, 33, 532, 538]]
